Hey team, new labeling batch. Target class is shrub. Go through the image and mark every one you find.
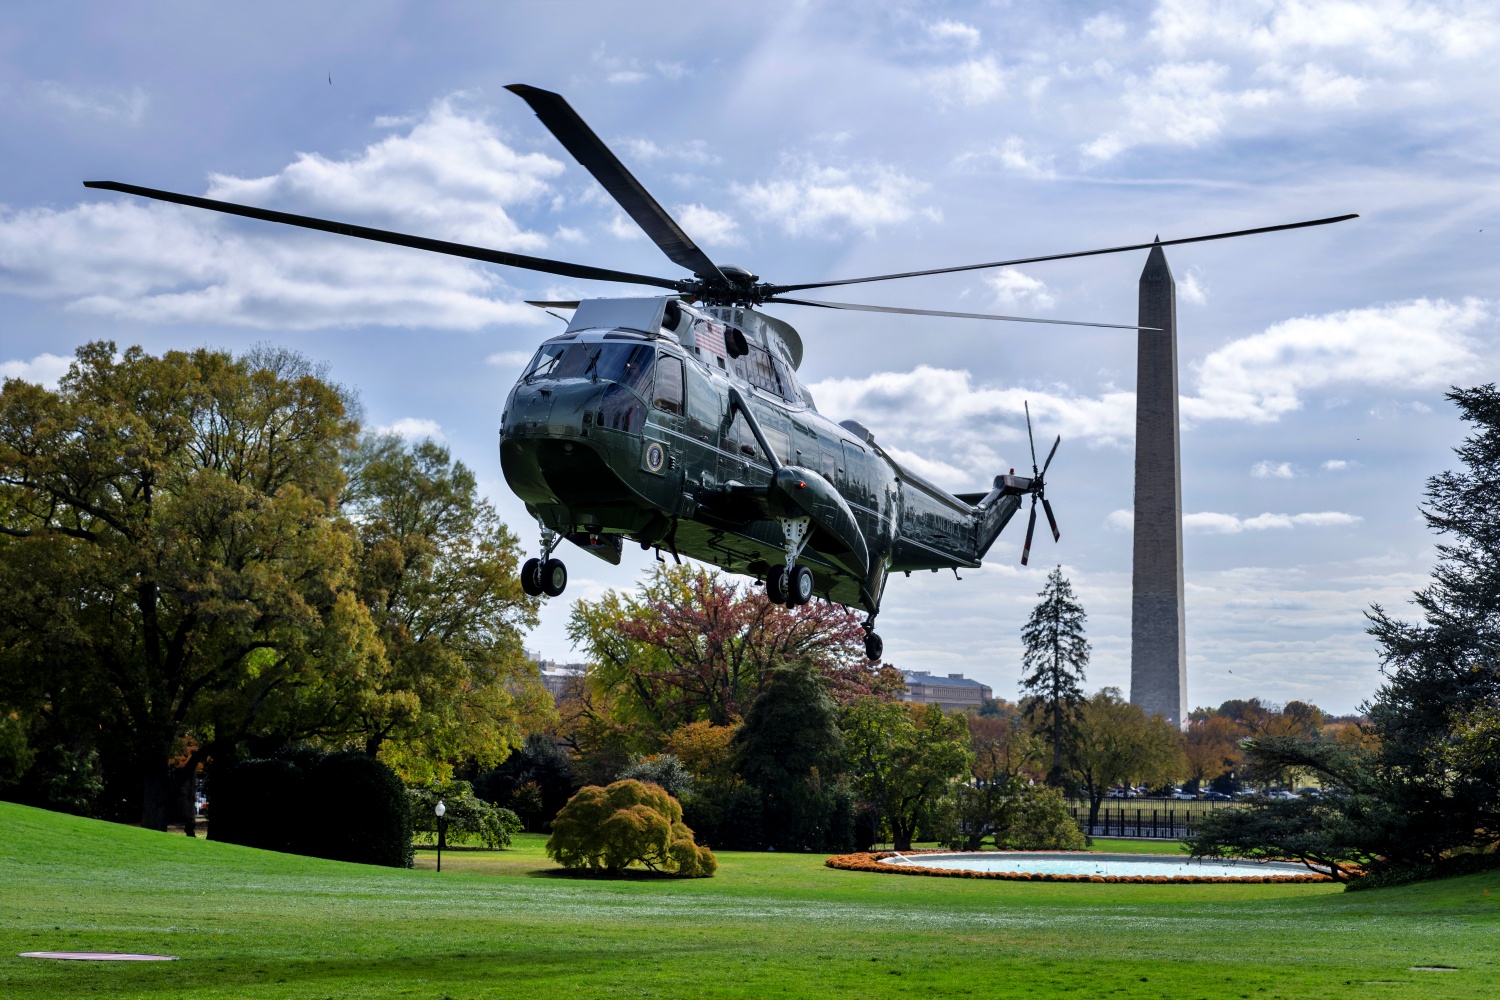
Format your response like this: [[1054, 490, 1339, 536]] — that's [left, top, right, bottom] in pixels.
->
[[409, 780, 522, 849], [546, 779, 716, 876], [681, 782, 763, 851], [209, 746, 413, 867], [998, 784, 1087, 850]]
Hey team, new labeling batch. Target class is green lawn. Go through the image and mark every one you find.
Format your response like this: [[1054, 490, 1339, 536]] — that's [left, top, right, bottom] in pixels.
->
[[1, 802, 1495, 999]]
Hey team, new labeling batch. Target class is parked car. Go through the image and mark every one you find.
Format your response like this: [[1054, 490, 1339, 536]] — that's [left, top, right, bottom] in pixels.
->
[[1202, 790, 1232, 801], [1267, 789, 1299, 800], [1171, 789, 1197, 800]]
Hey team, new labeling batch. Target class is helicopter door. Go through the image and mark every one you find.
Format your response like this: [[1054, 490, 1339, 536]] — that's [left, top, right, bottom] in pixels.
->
[[683, 364, 723, 491], [647, 354, 685, 489]]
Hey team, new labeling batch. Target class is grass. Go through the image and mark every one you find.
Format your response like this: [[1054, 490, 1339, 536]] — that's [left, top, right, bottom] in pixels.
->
[[1, 802, 1496, 999]]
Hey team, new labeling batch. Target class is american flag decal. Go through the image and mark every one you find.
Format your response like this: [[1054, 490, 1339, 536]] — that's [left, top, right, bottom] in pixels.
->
[[693, 319, 727, 358]]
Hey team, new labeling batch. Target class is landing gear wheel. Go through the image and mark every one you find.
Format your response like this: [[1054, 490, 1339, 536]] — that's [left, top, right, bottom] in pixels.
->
[[541, 558, 568, 597], [520, 558, 543, 597], [788, 565, 814, 606], [864, 632, 884, 662], [766, 566, 788, 604]]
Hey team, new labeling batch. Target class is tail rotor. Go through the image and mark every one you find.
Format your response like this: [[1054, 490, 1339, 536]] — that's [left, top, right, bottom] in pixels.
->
[[1020, 401, 1062, 565]]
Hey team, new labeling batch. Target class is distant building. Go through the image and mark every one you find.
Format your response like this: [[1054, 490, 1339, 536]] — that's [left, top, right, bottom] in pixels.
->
[[527, 650, 588, 701], [899, 670, 992, 712]]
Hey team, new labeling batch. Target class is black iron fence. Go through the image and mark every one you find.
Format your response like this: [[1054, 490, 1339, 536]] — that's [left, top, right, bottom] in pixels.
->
[[1070, 801, 1229, 840]]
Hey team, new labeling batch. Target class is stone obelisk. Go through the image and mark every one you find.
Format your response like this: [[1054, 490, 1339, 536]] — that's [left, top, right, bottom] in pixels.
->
[[1129, 242, 1188, 725]]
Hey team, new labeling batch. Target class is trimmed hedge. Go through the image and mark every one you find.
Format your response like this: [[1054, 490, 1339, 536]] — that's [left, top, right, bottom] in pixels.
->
[[823, 850, 1334, 884], [209, 747, 413, 867], [1345, 851, 1500, 892]]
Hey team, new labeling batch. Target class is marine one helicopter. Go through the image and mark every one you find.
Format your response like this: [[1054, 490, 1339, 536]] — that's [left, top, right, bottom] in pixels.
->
[[84, 85, 1355, 662]]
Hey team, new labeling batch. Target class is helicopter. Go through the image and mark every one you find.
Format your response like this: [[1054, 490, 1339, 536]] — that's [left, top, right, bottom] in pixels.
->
[[83, 84, 1356, 662]]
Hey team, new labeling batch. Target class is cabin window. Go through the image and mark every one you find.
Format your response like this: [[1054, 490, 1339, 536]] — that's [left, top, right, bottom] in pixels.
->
[[524, 342, 655, 390], [733, 343, 784, 398], [653, 356, 684, 415], [523, 343, 569, 380], [594, 344, 655, 393], [684, 365, 720, 443]]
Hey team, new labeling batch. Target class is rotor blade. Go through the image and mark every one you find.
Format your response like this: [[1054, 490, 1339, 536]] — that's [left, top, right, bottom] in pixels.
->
[[1042, 496, 1060, 544], [506, 85, 728, 286], [766, 214, 1358, 295], [765, 297, 1155, 331], [525, 300, 581, 309], [1025, 401, 1038, 474], [83, 181, 683, 290], [1040, 435, 1061, 477], [1021, 503, 1037, 566]]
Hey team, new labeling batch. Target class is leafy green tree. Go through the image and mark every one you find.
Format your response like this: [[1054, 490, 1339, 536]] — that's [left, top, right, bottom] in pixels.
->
[[618, 753, 695, 799], [1193, 386, 1500, 873], [1018, 567, 1089, 785], [0, 343, 379, 829], [342, 434, 550, 780], [409, 779, 522, 849], [734, 660, 851, 851], [546, 778, 716, 876], [841, 699, 971, 851], [1070, 688, 1184, 827]]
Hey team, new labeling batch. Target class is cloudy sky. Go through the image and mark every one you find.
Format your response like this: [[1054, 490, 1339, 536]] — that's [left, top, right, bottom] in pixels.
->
[[3, 1, 1496, 714]]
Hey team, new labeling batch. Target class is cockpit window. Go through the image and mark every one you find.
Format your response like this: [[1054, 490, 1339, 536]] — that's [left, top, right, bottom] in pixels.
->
[[524, 342, 656, 391]]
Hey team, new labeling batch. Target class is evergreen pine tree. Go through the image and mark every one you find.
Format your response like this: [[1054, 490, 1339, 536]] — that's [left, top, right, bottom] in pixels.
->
[[1019, 567, 1090, 785]]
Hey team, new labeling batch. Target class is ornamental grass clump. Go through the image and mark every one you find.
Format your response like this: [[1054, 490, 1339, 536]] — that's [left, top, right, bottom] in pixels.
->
[[546, 779, 717, 877]]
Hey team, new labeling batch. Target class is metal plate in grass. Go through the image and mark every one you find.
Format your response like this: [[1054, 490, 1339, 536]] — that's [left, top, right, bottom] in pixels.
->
[[20, 952, 177, 961]]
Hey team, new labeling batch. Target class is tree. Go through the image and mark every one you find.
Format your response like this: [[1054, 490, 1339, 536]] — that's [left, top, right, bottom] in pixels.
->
[[1070, 688, 1184, 827], [473, 731, 577, 831], [0, 343, 381, 829], [1018, 567, 1089, 785], [734, 660, 851, 851], [568, 564, 902, 733], [1189, 387, 1500, 873], [1183, 714, 1247, 791], [842, 699, 971, 851], [545, 779, 716, 876], [342, 434, 551, 780]]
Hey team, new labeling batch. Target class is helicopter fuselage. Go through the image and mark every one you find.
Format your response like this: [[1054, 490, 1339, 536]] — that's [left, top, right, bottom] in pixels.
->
[[499, 296, 1031, 619]]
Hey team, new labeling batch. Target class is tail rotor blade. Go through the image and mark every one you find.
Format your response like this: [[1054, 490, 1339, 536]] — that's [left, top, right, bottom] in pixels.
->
[[1042, 496, 1060, 543], [1041, 435, 1061, 477], [1025, 401, 1038, 474], [1021, 503, 1037, 565]]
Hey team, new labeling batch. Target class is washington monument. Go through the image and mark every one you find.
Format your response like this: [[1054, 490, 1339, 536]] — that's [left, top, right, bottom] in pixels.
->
[[1130, 242, 1188, 725]]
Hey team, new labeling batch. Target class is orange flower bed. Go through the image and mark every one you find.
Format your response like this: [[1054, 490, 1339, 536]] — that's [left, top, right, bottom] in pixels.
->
[[824, 851, 1335, 884]]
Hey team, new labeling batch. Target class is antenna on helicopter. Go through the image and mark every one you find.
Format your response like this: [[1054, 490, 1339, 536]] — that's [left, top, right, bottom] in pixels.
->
[[1020, 401, 1061, 566]]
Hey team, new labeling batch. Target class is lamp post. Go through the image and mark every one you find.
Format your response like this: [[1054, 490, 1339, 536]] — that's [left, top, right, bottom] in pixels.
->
[[434, 800, 447, 872]]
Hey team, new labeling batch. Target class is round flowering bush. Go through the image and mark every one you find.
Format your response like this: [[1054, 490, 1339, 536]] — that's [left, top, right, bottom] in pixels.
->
[[546, 779, 717, 877]]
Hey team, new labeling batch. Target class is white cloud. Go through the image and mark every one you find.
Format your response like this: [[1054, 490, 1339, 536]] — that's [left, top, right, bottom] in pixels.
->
[[607, 70, 649, 85], [1083, 14, 1127, 41], [30, 81, 148, 125], [675, 204, 742, 246], [986, 268, 1056, 311], [607, 212, 644, 240], [735, 163, 935, 237], [926, 56, 1008, 106], [1179, 271, 1208, 305], [1185, 510, 1362, 534], [376, 417, 444, 441], [208, 96, 561, 249], [808, 365, 1135, 484], [486, 349, 536, 369], [926, 20, 981, 48], [1150, 0, 1498, 63], [1105, 508, 1135, 531], [1251, 460, 1295, 478], [1322, 459, 1351, 471], [0, 352, 72, 389], [956, 137, 1056, 179], [0, 98, 565, 331], [1084, 61, 1275, 161], [1183, 298, 1487, 423]]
